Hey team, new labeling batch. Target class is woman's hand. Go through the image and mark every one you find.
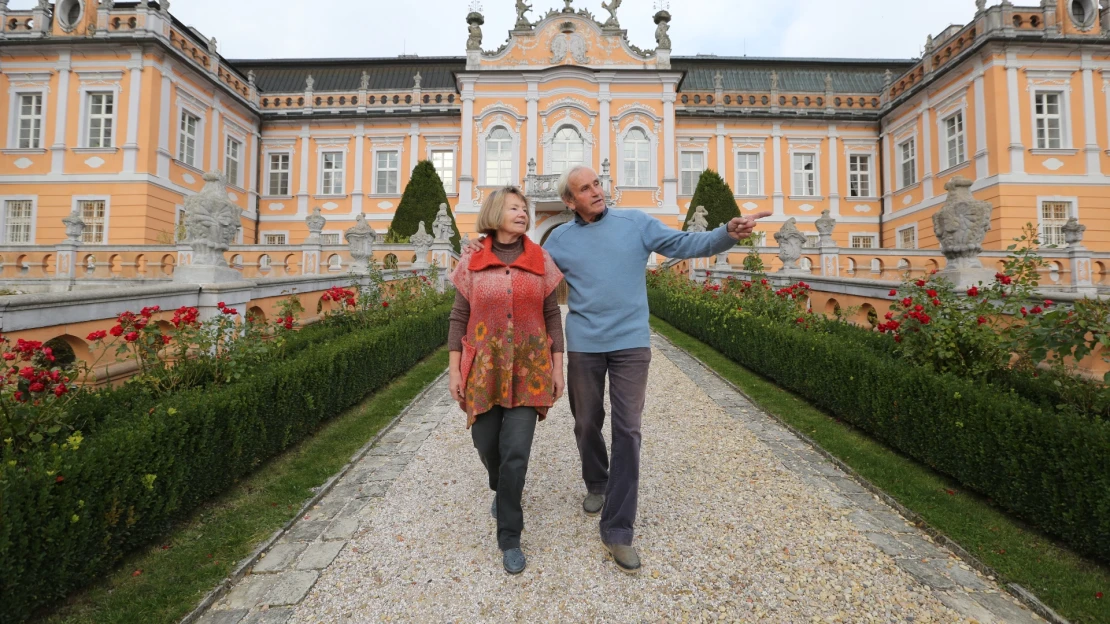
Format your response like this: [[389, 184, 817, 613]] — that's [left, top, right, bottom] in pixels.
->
[[551, 352, 565, 403], [448, 352, 466, 411]]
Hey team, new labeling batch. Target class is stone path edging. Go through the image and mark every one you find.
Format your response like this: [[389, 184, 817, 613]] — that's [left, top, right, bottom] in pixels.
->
[[181, 370, 448, 624], [651, 332, 1064, 624]]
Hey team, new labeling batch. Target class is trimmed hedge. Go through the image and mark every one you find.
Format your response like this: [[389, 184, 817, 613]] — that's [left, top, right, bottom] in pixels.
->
[[649, 287, 1110, 565], [0, 304, 450, 623]]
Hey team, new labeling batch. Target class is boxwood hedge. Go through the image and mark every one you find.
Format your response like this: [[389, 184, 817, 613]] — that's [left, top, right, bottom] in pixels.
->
[[649, 287, 1110, 565], [0, 303, 450, 622]]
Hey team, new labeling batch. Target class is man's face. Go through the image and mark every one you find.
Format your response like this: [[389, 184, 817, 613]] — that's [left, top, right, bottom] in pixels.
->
[[564, 168, 606, 220]]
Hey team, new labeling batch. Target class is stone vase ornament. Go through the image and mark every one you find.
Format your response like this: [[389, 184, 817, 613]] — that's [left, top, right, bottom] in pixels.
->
[[62, 208, 86, 244], [174, 172, 244, 284], [815, 209, 837, 247], [345, 213, 377, 274], [774, 218, 809, 274], [305, 207, 326, 244], [411, 221, 435, 269], [1063, 217, 1087, 248], [932, 177, 993, 289]]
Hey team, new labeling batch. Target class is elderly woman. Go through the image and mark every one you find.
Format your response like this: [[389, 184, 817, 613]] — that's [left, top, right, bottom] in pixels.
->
[[448, 186, 565, 574]]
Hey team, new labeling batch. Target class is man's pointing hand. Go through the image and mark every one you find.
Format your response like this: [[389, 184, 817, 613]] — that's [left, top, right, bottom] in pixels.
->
[[725, 211, 773, 241]]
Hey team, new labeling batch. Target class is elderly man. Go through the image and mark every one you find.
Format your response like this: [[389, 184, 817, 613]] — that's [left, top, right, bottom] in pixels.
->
[[466, 166, 769, 572]]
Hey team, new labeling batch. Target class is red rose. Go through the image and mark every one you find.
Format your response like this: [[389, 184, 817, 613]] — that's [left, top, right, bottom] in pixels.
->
[[87, 330, 108, 341], [56, 475, 64, 483], [110, 325, 124, 337], [915, 280, 926, 287], [902, 297, 913, 308], [1043, 299, 1054, 307], [162, 335, 172, 345], [1031, 306, 1043, 314], [978, 316, 987, 325], [1020, 307, 1028, 317], [124, 332, 139, 342], [926, 289, 937, 298], [914, 304, 924, 312], [29, 382, 45, 393], [894, 335, 903, 343], [2, 353, 13, 361], [382, 301, 390, 308], [217, 301, 226, 308], [13, 391, 24, 402], [888, 290, 897, 296], [931, 298, 940, 307], [345, 298, 356, 307], [19, 367, 35, 380], [884, 312, 894, 320], [55, 384, 68, 397], [966, 287, 980, 297], [796, 317, 805, 324]]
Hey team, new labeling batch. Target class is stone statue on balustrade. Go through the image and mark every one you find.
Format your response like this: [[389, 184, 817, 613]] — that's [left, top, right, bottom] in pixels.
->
[[933, 176, 993, 288], [601, 0, 621, 28], [175, 172, 243, 283], [688, 206, 708, 233], [466, 12, 484, 51], [1063, 217, 1087, 248], [432, 204, 455, 243], [774, 218, 809, 274], [815, 209, 837, 247], [62, 208, 86, 244], [654, 10, 671, 48], [411, 221, 435, 269], [345, 214, 377, 274], [515, 0, 533, 29], [305, 207, 326, 245]]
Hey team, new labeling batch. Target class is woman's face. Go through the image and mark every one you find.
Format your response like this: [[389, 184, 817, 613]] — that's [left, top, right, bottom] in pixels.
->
[[499, 194, 529, 237]]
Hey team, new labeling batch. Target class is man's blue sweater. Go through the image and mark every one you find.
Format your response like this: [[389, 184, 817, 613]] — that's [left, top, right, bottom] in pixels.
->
[[543, 208, 735, 353]]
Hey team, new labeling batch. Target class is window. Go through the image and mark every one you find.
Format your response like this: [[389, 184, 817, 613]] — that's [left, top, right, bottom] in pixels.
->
[[943, 112, 966, 169], [622, 129, 651, 187], [848, 155, 871, 198], [792, 153, 817, 196], [79, 200, 106, 244], [321, 152, 345, 195], [225, 137, 242, 187], [804, 234, 820, 249], [1041, 201, 1071, 247], [321, 233, 341, 245], [550, 126, 584, 175], [1034, 92, 1063, 149], [375, 150, 399, 194], [86, 92, 114, 148], [850, 235, 876, 249], [16, 94, 43, 149], [898, 138, 917, 188], [431, 150, 456, 193], [178, 111, 200, 167], [735, 152, 761, 196], [268, 153, 290, 196], [264, 233, 287, 245], [679, 151, 705, 195], [898, 226, 917, 249], [4, 200, 33, 244], [485, 127, 513, 186]]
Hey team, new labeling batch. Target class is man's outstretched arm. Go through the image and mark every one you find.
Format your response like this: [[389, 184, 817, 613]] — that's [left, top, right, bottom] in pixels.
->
[[642, 211, 772, 260]]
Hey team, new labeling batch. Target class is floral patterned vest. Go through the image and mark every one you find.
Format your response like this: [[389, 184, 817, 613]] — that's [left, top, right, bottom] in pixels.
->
[[450, 236, 564, 428]]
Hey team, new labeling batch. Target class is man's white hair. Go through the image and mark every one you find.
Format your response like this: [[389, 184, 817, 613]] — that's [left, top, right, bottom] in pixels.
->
[[556, 165, 596, 203]]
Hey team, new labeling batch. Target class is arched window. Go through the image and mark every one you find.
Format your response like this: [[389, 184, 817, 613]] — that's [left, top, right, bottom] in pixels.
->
[[622, 128, 650, 187], [328, 254, 342, 271], [485, 127, 513, 186], [551, 126, 584, 175]]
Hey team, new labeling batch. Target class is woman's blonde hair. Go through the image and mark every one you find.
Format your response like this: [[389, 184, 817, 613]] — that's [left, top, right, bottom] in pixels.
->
[[475, 186, 530, 236]]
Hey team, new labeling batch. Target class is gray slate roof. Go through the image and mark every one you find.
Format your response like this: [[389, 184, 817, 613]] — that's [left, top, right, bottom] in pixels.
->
[[673, 57, 916, 94], [227, 59, 466, 93]]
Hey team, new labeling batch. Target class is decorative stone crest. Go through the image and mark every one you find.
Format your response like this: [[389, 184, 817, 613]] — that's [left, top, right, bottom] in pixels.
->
[[466, 12, 484, 51], [774, 218, 809, 272], [345, 214, 377, 272], [551, 26, 590, 64], [305, 207, 326, 244], [601, 0, 622, 28], [432, 204, 455, 243], [932, 177, 991, 271], [1063, 217, 1087, 247], [688, 206, 708, 233], [654, 10, 671, 49], [815, 209, 837, 247], [175, 173, 243, 283], [62, 208, 86, 244], [515, 0, 532, 29]]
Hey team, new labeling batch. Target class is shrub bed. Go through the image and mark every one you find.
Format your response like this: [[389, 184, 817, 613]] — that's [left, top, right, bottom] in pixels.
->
[[648, 285, 1110, 566], [0, 303, 450, 622]]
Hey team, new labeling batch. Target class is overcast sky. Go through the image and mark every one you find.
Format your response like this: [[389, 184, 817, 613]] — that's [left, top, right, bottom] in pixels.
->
[[14, 0, 982, 60]]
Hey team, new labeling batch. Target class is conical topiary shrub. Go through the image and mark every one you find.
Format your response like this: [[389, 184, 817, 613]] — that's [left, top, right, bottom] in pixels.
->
[[387, 160, 461, 252], [681, 169, 740, 231]]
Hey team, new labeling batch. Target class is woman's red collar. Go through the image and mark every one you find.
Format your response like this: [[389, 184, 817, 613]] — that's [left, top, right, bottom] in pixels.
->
[[467, 235, 546, 275]]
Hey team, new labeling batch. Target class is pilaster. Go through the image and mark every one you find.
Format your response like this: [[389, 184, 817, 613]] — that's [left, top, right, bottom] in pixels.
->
[[51, 52, 72, 174], [457, 81, 476, 213], [122, 50, 144, 173], [157, 65, 174, 179], [352, 123, 365, 215], [1005, 52, 1025, 174], [661, 80, 678, 214], [599, 75, 613, 169], [1081, 54, 1101, 176], [716, 122, 726, 175], [772, 123, 784, 216], [297, 124, 310, 216], [920, 98, 934, 199], [973, 63, 990, 179], [827, 125, 840, 217]]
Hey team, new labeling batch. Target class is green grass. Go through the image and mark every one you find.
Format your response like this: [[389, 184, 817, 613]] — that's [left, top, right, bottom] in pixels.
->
[[650, 316, 1110, 624], [37, 348, 449, 624]]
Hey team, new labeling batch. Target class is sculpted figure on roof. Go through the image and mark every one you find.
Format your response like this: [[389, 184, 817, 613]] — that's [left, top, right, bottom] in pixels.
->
[[601, 0, 622, 27], [515, 0, 532, 28]]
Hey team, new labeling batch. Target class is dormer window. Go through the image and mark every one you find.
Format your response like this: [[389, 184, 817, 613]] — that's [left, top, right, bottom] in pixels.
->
[[1069, 0, 1096, 28], [58, 0, 82, 32]]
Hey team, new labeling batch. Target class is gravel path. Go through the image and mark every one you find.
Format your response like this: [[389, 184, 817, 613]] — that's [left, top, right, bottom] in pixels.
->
[[196, 333, 1045, 624]]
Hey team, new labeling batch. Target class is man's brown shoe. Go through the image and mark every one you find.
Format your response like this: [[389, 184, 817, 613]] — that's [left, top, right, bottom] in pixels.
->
[[604, 543, 641, 574], [582, 493, 604, 516]]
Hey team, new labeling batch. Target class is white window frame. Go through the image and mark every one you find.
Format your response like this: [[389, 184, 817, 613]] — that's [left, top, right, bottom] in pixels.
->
[[896, 223, 919, 250], [262, 231, 289, 246], [549, 125, 586, 176], [8, 89, 47, 150], [319, 150, 347, 196], [1036, 196, 1078, 247], [803, 233, 820, 249], [1031, 89, 1070, 151], [734, 151, 762, 197], [321, 231, 343, 246], [897, 137, 917, 189], [372, 148, 401, 195], [77, 87, 121, 150], [848, 154, 873, 198], [73, 196, 111, 245], [0, 196, 37, 244], [940, 110, 967, 171], [480, 124, 520, 187], [619, 127, 653, 188], [430, 148, 457, 194], [849, 233, 878, 249], [177, 108, 204, 169], [791, 152, 818, 197], [224, 134, 244, 189], [265, 151, 292, 197], [679, 149, 706, 196]]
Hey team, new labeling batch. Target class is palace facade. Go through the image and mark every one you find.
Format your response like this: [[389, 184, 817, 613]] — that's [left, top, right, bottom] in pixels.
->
[[1, 0, 1109, 255]]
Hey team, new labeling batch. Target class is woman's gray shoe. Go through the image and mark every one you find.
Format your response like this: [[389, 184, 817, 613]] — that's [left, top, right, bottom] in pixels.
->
[[491, 496, 497, 519], [582, 493, 604, 516], [502, 548, 526, 574], [604, 543, 641, 574]]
